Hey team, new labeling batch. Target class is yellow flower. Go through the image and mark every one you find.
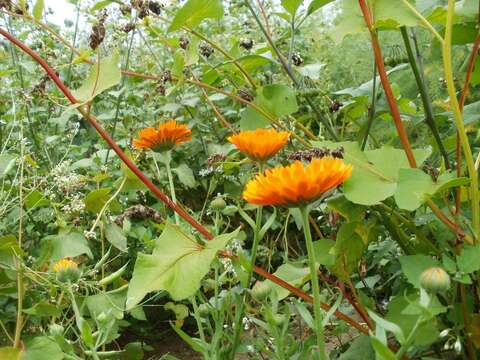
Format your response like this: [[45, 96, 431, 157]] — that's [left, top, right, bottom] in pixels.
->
[[133, 120, 192, 152], [227, 128, 290, 161], [53, 258, 78, 273], [243, 157, 352, 207], [53, 258, 80, 283]]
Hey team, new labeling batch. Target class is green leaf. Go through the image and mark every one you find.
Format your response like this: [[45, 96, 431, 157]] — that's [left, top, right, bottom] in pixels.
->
[[281, 0, 303, 16], [313, 239, 335, 267], [33, 0, 45, 20], [86, 287, 127, 320], [395, 169, 469, 211], [368, 310, 405, 343], [263, 263, 310, 300], [168, 0, 224, 32], [84, 188, 119, 213], [23, 302, 61, 317], [0, 347, 22, 360], [457, 245, 480, 274], [329, 222, 374, 280], [105, 222, 127, 252], [327, 195, 365, 222], [173, 163, 197, 188], [126, 224, 239, 308], [399, 255, 439, 288], [0, 153, 17, 178], [171, 50, 185, 78], [72, 50, 121, 103], [24, 336, 63, 360], [330, 0, 419, 43], [339, 335, 374, 360], [307, 0, 334, 15], [24, 190, 50, 209], [370, 336, 396, 360], [240, 85, 298, 130], [317, 142, 430, 205], [46, 231, 93, 260]]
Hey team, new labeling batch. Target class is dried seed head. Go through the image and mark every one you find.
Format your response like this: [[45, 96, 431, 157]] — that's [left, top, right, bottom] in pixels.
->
[[291, 52, 304, 66], [156, 82, 166, 95], [179, 37, 190, 50], [160, 69, 172, 83], [237, 89, 254, 103], [120, 4, 132, 15], [122, 22, 136, 33], [239, 38, 254, 50], [199, 43, 214, 58], [288, 147, 344, 162], [148, 0, 163, 15], [329, 100, 343, 113], [0, 0, 12, 11]]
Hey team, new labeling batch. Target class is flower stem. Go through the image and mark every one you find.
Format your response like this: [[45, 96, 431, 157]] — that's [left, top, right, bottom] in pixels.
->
[[443, 0, 480, 241], [164, 151, 180, 225], [300, 206, 327, 360]]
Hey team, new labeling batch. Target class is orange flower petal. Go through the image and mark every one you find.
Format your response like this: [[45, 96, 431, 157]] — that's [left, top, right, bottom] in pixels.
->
[[228, 128, 290, 161], [243, 158, 353, 207], [133, 119, 192, 152]]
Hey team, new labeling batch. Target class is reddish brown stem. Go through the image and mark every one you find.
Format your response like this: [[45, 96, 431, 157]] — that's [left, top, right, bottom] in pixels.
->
[[357, 0, 417, 168], [0, 27, 368, 335]]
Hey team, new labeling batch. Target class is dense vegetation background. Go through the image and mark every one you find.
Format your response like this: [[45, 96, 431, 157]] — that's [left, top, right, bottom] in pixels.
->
[[0, 0, 480, 359]]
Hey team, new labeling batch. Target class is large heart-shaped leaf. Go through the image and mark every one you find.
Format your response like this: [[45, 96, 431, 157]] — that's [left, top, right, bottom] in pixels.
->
[[126, 224, 239, 308]]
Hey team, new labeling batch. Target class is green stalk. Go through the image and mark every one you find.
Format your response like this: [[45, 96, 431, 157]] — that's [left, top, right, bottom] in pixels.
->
[[164, 151, 180, 225], [443, 0, 480, 240], [400, 26, 450, 168], [300, 206, 327, 360]]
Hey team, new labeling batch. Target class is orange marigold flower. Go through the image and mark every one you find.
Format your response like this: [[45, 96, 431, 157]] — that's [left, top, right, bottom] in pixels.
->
[[243, 157, 352, 207], [133, 120, 192, 152], [53, 258, 78, 273], [227, 128, 290, 161]]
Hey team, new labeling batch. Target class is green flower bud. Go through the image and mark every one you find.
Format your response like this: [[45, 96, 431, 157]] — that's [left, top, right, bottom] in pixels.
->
[[210, 196, 227, 211], [420, 267, 450, 293], [251, 281, 272, 302], [49, 323, 64, 337], [198, 303, 211, 317], [272, 313, 287, 327], [53, 258, 80, 283]]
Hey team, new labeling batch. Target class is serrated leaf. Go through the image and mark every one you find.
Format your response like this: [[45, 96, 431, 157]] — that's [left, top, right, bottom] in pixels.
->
[[173, 163, 197, 188], [45, 231, 93, 260], [168, 0, 223, 32], [126, 224, 239, 308]]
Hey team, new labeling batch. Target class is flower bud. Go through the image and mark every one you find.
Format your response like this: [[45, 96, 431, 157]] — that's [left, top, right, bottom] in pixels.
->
[[210, 196, 227, 211], [49, 323, 64, 337], [198, 303, 211, 317], [53, 258, 80, 283], [251, 281, 272, 301], [420, 267, 450, 293]]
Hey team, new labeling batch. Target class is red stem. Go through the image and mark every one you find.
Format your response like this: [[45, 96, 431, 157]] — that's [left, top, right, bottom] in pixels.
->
[[357, 0, 417, 168], [0, 27, 368, 335]]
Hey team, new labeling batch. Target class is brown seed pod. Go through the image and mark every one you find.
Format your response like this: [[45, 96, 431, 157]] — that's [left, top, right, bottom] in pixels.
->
[[89, 22, 106, 50], [160, 69, 172, 83], [156, 82, 166, 95], [239, 38, 254, 50], [237, 89, 254, 102], [199, 43, 214, 58], [329, 100, 343, 113], [179, 37, 189, 50], [291, 52, 304, 66]]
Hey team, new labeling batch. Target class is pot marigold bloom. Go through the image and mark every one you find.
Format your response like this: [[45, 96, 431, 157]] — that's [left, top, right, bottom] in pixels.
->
[[53, 258, 80, 283], [227, 128, 290, 161], [243, 157, 352, 206], [133, 120, 192, 152]]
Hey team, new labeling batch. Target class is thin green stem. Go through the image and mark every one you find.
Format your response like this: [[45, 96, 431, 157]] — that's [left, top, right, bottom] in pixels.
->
[[190, 295, 206, 343], [400, 26, 450, 168], [361, 61, 377, 150], [443, 0, 479, 241], [300, 207, 327, 360]]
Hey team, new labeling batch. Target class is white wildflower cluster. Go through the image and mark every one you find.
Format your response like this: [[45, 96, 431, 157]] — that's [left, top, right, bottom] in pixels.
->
[[226, 238, 243, 255], [51, 160, 85, 194], [61, 194, 85, 215], [84, 230, 97, 240], [220, 257, 236, 276], [68, 122, 80, 139], [242, 316, 253, 331], [199, 168, 214, 177]]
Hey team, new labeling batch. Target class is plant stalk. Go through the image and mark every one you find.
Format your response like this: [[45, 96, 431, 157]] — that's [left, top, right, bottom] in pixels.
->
[[300, 206, 327, 360]]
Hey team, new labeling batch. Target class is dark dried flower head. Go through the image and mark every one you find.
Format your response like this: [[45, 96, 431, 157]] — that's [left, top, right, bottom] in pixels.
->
[[148, 0, 163, 15], [179, 37, 190, 50], [239, 38, 254, 50], [156, 83, 166, 95], [288, 147, 344, 162], [206, 153, 226, 168], [291, 52, 304, 66], [115, 205, 162, 226], [120, 4, 131, 15], [89, 11, 107, 50], [329, 100, 343, 113], [199, 43, 214, 58], [160, 70, 172, 83], [421, 164, 439, 182], [122, 22, 136, 33], [138, 6, 149, 19], [237, 89, 254, 102]]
